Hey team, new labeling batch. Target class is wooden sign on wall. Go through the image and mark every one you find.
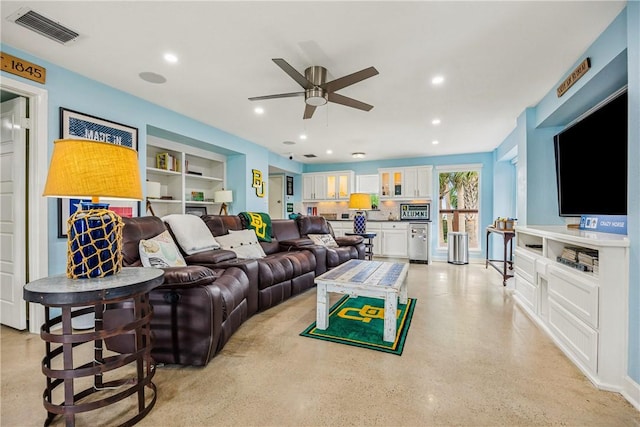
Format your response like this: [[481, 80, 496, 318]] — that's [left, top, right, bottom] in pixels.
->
[[1, 51, 46, 84], [556, 58, 590, 98]]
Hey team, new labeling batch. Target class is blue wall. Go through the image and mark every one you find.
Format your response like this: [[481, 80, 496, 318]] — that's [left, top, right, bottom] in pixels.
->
[[494, 5, 639, 386]]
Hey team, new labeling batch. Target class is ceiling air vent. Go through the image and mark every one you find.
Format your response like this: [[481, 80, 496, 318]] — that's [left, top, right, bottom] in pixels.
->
[[303, 154, 317, 158], [8, 8, 80, 44]]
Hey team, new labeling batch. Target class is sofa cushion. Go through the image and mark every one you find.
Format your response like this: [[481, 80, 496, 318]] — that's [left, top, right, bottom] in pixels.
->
[[307, 233, 339, 248], [139, 230, 187, 268], [216, 229, 267, 259], [163, 214, 221, 255]]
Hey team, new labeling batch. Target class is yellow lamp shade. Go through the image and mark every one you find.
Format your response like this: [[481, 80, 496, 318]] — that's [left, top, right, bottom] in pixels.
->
[[348, 193, 371, 210], [43, 139, 142, 201]]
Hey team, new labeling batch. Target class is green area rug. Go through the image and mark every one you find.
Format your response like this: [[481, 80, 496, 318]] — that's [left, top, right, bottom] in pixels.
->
[[300, 295, 416, 355]]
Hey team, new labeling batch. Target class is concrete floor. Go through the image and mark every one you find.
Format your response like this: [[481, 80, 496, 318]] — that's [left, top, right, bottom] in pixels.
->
[[2, 261, 639, 426]]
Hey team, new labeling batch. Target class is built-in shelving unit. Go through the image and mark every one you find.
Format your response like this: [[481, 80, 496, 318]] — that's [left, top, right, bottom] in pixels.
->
[[513, 225, 629, 393], [145, 137, 226, 217]]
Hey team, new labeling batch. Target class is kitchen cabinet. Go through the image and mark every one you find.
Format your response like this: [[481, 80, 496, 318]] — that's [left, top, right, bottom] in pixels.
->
[[303, 171, 354, 201], [303, 174, 327, 201], [326, 171, 354, 200], [379, 168, 403, 197], [328, 220, 349, 237], [379, 166, 432, 199], [404, 166, 433, 198], [380, 222, 408, 257]]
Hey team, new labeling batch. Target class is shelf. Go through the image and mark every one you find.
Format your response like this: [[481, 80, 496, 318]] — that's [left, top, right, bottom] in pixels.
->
[[185, 201, 214, 206], [185, 174, 223, 182], [147, 167, 181, 176], [149, 199, 182, 204]]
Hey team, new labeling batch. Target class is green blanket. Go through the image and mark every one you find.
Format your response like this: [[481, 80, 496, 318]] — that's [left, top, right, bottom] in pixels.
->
[[240, 212, 272, 242]]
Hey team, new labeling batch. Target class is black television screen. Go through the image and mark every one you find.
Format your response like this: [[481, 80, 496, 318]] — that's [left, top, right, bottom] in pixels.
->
[[553, 90, 627, 217]]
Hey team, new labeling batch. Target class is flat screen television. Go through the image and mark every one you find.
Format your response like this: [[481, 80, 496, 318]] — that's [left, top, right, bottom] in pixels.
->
[[553, 90, 627, 217]]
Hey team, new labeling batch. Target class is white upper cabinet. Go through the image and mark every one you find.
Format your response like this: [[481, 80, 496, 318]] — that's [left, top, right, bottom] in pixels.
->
[[379, 166, 432, 199], [303, 171, 354, 201], [404, 166, 433, 198]]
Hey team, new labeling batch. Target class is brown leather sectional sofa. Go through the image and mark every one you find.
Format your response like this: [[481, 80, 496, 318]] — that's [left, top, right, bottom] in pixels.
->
[[105, 214, 364, 366]]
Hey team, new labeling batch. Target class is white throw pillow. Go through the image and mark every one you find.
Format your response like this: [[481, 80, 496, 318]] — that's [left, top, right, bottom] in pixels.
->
[[162, 214, 220, 255], [307, 233, 339, 248], [216, 229, 266, 259], [139, 230, 186, 268]]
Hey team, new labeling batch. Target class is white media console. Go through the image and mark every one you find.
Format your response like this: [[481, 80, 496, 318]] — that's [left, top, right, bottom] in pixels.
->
[[513, 225, 629, 392]]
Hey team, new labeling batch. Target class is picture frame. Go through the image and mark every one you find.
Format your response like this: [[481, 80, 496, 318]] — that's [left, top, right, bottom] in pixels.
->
[[59, 107, 138, 149], [58, 198, 139, 238], [286, 176, 294, 196], [57, 108, 140, 238], [185, 205, 208, 217]]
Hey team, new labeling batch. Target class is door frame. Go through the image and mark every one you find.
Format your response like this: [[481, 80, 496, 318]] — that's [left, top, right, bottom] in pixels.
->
[[1, 77, 49, 333]]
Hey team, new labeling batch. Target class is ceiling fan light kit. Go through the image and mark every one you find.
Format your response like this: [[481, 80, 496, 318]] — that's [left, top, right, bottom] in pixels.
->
[[249, 58, 378, 119]]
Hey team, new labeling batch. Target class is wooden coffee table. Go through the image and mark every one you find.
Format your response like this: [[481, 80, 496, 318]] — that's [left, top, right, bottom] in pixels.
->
[[315, 259, 409, 342]]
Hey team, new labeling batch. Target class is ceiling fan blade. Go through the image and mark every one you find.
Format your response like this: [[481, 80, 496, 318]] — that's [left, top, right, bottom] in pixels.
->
[[248, 92, 304, 101], [272, 58, 313, 90], [303, 104, 317, 119], [328, 93, 374, 111], [323, 66, 379, 93]]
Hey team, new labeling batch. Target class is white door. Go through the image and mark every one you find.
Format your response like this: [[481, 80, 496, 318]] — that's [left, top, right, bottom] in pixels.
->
[[0, 96, 27, 330], [268, 175, 284, 219]]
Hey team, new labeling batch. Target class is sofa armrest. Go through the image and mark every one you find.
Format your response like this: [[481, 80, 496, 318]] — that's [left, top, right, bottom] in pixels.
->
[[183, 248, 237, 265], [335, 235, 364, 246], [160, 265, 222, 287], [279, 238, 314, 248]]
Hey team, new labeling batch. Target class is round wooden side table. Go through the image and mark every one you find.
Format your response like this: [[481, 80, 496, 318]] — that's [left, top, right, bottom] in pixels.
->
[[24, 267, 164, 427]]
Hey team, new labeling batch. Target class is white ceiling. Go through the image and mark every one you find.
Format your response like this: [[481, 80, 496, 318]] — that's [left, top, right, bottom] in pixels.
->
[[0, 1, 626, 164]]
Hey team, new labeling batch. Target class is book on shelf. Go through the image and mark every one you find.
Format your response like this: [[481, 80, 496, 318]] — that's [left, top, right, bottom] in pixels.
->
[[561, 246, 581, 262], [577, 250, 599, 266], [156, 152, 179, 171]]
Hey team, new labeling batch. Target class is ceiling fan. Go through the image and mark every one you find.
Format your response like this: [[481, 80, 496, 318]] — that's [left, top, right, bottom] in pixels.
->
[[249, 58, 379, 119]]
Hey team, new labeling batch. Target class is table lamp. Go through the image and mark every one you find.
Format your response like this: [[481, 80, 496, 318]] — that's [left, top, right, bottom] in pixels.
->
[[43, 139, 143, 279], [215, 190, 233, 215], [348, 193, 371, 233]]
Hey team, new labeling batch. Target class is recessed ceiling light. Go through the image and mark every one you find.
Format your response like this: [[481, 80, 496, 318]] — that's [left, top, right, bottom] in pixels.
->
[[300, 134, 307, 140], [282, 140, 296, 145], [163, 53, 178, 63], [351, 152, 366, 158], [326, 149, 333, 154], [432, 140, 439, 145], [254, 107, 264, 114], [432, 118, 441, 125], [432, 75, 444, 85]]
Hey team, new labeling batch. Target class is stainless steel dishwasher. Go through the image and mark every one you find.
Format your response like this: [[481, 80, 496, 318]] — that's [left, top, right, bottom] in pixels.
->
[[408, 222, 431, 264]]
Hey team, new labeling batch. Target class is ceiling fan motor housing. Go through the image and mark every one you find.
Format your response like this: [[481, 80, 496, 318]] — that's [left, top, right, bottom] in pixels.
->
[[305, 66, 328, 106]]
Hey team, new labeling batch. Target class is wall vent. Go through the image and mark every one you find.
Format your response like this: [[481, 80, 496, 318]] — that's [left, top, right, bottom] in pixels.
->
[[303, 154, 317, 158], [8, 8, 80, 44]]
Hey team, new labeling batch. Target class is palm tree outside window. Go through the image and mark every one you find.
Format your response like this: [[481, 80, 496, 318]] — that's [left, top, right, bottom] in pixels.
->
[[438, 169, 480, 250]]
